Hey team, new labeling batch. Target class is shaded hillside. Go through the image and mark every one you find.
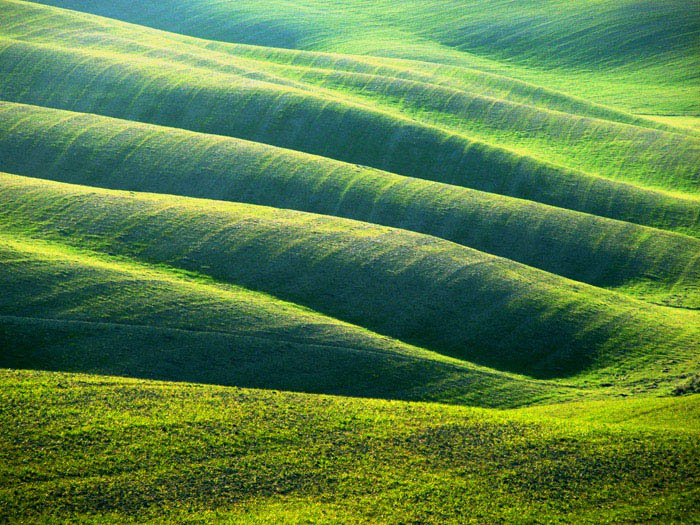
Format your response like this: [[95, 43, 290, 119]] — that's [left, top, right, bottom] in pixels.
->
[[0, 232, 575, 407], [1, 173, 698, 385], [24, 0, 700, 113], [1, 1, 699, 522]]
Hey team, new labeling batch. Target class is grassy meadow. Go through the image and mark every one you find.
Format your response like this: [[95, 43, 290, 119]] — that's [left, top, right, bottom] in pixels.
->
[[0, 0, 698, 522], [1, 369, 699, 524]]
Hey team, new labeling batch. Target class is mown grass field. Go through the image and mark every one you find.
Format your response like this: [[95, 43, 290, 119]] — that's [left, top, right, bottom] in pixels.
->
[[0, 0, 698, 522]]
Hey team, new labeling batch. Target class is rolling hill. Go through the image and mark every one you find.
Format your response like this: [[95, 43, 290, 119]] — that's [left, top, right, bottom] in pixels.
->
[[2, 101, 699, 310], [0, 0, 698, 522]]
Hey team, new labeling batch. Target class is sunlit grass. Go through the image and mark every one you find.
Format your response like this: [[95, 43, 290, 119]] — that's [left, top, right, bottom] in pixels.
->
[[0, 0, 698, 522], [1, 172, 697, 389], [0, 369, 697, 523]]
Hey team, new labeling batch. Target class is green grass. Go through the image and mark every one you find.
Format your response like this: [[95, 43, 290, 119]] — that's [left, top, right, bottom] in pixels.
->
[[3, 0, 698, 190], [23, 0, 700, 115], [1, 232, 576, 408], [1, 0, 699, 522], [1, 172, 698, 388], [1, 101, 699, 309], [0, 369, 698, 524], [641, 115, 700, 135], [1, 0, 699, 202]]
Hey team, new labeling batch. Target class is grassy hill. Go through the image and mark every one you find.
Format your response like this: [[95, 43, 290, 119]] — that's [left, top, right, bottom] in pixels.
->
[[2, 172, 698, 385], [1, 1, 699, 201], [1, 229, 585, 408], [25, 0, 700, 114], [2, 101, 699, 310], [0, 0, 698, 522]]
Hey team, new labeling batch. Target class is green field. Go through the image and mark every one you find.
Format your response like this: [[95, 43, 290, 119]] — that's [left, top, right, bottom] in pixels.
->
[[0, 0, 698, 522]]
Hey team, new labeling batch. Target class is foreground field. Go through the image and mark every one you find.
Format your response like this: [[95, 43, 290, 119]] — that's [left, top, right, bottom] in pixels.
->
[[1, 369, 698, 524], [0, 0, 698, 522]]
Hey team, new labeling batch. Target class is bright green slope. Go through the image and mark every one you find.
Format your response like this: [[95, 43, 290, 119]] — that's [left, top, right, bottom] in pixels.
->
[[25, 0, 700, 114], [1, 0, 664, 127], [0, 369, 698, 524], [1, 0, 699, 203], [1, 101, 699, 309]]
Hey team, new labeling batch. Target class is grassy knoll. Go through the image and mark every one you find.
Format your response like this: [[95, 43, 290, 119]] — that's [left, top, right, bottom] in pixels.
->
[[0, 369, 698, 523], [1, 101, 699, 309], [3, 0, 699, 193], [2, 35, 696, 205], [1, 173, 697, 387], [3, 0, 666, 128], [0, 1, 698, 522], [0, 232, 570, 407]]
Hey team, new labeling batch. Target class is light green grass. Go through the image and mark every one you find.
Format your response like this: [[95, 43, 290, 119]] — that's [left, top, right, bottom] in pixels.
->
[[0, 369, 698, 524], [25, 0, 700, 114], [1, 0, 698, 201], [3, 0, 699, 193], [640, 115, 700, 135], [1, 1, 699, 522]]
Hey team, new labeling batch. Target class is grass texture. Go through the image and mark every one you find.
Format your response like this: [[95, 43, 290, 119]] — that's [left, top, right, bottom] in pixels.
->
[[1, 232, 575, 408], [0, 0, 698, 522], [1, 172, 698, 387], [1, 101, 699, 310], [0, 369, 698, 524]]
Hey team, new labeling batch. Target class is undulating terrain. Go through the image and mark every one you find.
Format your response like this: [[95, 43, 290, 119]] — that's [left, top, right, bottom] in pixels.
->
[[0, 0, 698, 522]]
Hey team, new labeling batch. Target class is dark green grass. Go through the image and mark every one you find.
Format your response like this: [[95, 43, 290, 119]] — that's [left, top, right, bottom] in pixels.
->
[[1, 0, 698, 203], [0, 233, 572, 407], [3, 0, 699, 193], [2, 101, 699, 308], [0, 369, 698, 524], [0, 315, 573, 409], [1, 173, 698, 387], [2, 34, 696, 204], [0, 1, 698, 522]]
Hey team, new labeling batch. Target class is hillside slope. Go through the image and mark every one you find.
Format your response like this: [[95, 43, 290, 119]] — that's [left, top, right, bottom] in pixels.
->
[[2, 101, 699, 309], [1, 0, 699, 201], [24, 0, 700, 114], [1, 173, 698, 388], [2, 233, 568, 407]]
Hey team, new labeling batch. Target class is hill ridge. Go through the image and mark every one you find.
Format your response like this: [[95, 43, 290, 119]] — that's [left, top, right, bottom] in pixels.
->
[[1, 100, 699, 309]]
